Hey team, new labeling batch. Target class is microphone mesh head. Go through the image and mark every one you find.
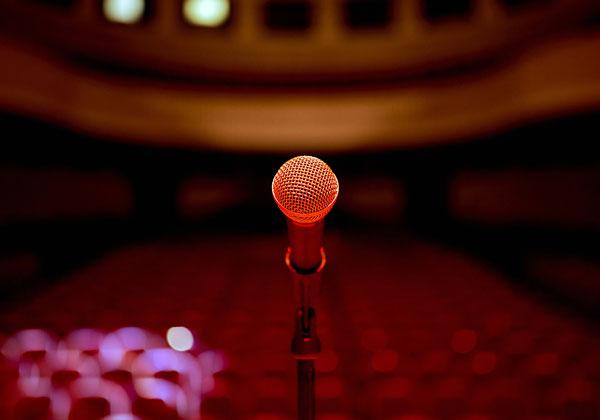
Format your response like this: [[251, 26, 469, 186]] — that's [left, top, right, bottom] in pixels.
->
[[272, 156, 339, 224]]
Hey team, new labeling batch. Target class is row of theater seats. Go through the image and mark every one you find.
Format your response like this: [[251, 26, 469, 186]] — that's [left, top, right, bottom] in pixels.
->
[[0, 115, 598, 418], [1, 234, 598, 418], [448, 168, 600, 309]]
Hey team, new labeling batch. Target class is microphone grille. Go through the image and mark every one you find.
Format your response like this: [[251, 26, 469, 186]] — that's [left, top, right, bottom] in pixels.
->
[[272, 155, 339, 224]]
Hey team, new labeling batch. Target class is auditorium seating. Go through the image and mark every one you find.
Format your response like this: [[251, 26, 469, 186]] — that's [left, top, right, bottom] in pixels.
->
[[1, 235, 598, 419]]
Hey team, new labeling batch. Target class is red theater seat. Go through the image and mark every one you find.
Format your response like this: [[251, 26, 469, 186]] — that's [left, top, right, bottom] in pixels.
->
[[13, 396, 51, 420], [133, 398, 179, 420], [0, 168, 132, 224], [69, 397, 110, 420], [449, 169, 600, 228]]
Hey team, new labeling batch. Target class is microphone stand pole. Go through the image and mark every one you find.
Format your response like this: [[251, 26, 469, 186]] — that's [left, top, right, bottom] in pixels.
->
[[286, 247, 325, 420]]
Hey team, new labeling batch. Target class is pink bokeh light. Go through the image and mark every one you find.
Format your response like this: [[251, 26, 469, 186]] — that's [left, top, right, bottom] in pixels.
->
[[0, 327, 225, 419]]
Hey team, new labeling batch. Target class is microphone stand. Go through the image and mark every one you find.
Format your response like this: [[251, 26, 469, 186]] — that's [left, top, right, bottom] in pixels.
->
[[286, 247, 325, 420]]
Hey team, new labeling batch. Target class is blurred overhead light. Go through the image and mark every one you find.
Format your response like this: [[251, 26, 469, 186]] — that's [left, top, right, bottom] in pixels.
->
[[166, 326, 194, 352], [103, 0, 146, 24], [183, 0, 230, 27]]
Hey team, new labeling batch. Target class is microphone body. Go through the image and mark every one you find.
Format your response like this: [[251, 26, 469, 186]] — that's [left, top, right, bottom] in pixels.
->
[[286, 220, 324, 272], [272, 154, 339, 273]]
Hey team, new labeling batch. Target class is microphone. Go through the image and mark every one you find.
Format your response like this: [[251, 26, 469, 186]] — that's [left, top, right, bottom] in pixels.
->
[[272, 155, 339, 272], [272, 156, 339, 420]]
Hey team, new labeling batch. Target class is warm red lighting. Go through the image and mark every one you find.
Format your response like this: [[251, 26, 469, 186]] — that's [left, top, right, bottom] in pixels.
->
[[272, 156, 339, 224], [360, 328, 388, 352], [561, 377, 595, 401], [421, 350, 450, 374], [437, 376, 466, 399], [530, 352, 559, 376], [316, 377, 343, 399], [505, 330, 534, 355], [451, 329, 477, 354], [255, 376, 287, 399], [315, 350, 338, 373], [472, 351, 497, 375], [379, 377, 412, 398], [484, 312, 513, 337], [371, 349, 399, 373]]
